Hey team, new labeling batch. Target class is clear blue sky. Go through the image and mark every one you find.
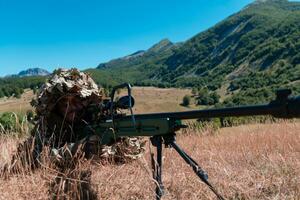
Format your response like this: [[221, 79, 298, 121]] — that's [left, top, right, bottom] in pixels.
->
[[0, 0, 254, 76]]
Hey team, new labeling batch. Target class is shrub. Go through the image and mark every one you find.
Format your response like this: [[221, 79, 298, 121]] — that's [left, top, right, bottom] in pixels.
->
[[196, 90, 220, 105], [0, 112, 18, 132], [0, 112, 28, 134], [182, 95, 191, 107]]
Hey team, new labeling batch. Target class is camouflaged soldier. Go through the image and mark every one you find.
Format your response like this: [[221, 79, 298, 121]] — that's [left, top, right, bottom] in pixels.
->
[[32, 68, 145, 162], [2, 69, 145, 174], [30, 68, 102, 161]]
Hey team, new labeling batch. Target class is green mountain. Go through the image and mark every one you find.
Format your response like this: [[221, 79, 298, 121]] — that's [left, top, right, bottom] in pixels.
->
[[86, 39, 181, 87], [88, 0, 300, 105]]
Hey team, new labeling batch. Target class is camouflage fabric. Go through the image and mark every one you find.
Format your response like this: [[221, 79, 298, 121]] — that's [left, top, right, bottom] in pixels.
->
[[34, 68, 101, 117], [100, 137, 146, 163]]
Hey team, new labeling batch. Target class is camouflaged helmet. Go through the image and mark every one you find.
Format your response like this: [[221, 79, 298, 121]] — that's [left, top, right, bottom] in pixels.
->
[[34, 68, 102, 117]]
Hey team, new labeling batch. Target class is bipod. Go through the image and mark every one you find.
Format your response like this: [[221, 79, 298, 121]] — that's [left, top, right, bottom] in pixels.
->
[[150, 136, 164, 200], [150, 134, 225, 200]]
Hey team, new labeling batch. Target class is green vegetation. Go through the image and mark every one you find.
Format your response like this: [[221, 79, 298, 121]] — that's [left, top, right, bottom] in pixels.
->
[[85, 39, 180, 89], [193, 88, 220, 105], [0, 76, 45, 98], [182, 95, 191, 107], [0, 112, 29, 133]]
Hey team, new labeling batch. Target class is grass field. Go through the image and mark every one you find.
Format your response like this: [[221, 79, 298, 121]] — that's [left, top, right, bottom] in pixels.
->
[[0, 87, 194, 114], [0, 87, 299, 199], [0, 90, 34, 114], [119, 87, 196, 113], [0, 121, 299, 200]]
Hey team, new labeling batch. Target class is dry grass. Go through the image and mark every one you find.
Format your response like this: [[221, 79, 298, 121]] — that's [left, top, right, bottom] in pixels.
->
[[0, 121, 299, 200], [0, 90, 34, 114], [123, 87, 195, 113], [0, 87, 194, 115]]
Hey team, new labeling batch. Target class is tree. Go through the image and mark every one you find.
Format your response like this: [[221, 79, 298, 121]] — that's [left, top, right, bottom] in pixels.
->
[[0, 89, 4, 98], [182, 95, 191, 107], [210, 92, 220, 104]]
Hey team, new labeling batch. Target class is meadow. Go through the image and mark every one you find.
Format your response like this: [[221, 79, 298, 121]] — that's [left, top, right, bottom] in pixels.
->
[[0, 122, 299, 199], [0, 87, 299, 200]]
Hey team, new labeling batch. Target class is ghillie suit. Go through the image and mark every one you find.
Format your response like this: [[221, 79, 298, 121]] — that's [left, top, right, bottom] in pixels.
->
[[2, 68, 145, 176], [31, 68, 104, 162], [47, 144, 98, 200]]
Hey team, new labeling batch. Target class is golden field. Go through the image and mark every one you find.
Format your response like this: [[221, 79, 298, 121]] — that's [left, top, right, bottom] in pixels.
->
[[0, 122, 299, 200], [0, 87, 299, 199]]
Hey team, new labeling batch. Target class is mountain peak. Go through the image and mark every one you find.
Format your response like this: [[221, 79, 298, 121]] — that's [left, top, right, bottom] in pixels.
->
[[148, 39, 173, 53], [17, 68, 50, 77]]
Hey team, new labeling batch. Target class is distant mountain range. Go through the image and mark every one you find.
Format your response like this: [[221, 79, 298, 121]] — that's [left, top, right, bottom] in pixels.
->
[[7, 68, 50, 77], [87, 0, 300, 104]]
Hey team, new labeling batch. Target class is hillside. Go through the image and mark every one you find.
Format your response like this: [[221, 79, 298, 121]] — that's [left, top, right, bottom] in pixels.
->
[[88, 0, 300, 105], [86, 39, 181, 88], [0, 68, 48, 99], [0, 76, 46, 99]]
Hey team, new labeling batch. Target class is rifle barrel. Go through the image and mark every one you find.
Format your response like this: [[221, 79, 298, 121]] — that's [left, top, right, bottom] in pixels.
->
[[119, 95, 300, 120]]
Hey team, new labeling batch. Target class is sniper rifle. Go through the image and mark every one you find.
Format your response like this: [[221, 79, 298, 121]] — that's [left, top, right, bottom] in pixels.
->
[[90, 83, 300, 200]]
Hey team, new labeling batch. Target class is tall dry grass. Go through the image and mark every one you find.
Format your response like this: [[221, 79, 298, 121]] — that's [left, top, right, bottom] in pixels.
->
[[0, 121, 299, 200]]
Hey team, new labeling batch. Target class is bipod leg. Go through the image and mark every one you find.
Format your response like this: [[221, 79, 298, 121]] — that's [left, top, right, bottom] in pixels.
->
[[150, 136, 164, 200], [164, 134, 225, 200]]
